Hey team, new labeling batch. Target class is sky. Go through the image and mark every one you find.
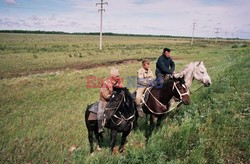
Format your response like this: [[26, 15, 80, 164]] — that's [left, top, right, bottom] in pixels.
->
[[0, 0, 250, 39]]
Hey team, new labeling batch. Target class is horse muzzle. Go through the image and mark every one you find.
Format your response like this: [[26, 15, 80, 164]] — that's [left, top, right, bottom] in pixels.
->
[[204, 82, 211, 87], [182, 100, 190, 105]]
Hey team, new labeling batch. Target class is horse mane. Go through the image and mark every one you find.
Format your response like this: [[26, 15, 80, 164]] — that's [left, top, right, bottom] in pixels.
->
[[113, 87, 133, 101], [179, 61, 201, 74], [163, 78, 174, 86]]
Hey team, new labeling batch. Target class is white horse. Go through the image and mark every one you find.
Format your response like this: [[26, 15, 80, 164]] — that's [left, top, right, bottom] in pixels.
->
[[170, 61, 212, 108], [176, 61, 212, 89]]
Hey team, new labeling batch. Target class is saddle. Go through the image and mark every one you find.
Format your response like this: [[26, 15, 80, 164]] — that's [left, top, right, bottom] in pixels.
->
[[87, 97, 122, 121], [88, 102, 98, 114], [87, 102, 98, 121]]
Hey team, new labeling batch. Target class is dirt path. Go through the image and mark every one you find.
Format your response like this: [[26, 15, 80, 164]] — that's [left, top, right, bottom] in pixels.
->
[[1, 56, 185, 79], [0, 57, 158, 79]]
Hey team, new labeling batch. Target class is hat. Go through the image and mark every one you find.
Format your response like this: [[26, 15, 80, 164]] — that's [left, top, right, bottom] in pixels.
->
[[110, 67, 120, 77]]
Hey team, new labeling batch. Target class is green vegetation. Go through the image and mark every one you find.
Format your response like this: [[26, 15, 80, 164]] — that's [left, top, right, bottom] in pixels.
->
[[0, 33, 249, 163]]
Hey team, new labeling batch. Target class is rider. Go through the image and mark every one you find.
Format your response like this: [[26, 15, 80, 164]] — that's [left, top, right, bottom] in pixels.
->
[[155, 48, 175, 85], [136, 59, 154, 117], [98, 67, 123, 134]]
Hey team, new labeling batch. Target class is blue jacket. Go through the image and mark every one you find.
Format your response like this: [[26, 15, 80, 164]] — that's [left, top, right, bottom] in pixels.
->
[[155, 55, 175, 76]]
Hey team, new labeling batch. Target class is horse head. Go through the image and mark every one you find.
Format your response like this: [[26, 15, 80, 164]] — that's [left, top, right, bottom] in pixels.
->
[[105, 87, 135, 120], [172, 76, 190, 105], [193, 61, 212, 87]]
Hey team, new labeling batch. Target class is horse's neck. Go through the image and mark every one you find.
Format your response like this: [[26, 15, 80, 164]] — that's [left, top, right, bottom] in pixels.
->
[[156, 82, 174, 104], [119, 96, 134, 116], [182, 63, 195, 89]]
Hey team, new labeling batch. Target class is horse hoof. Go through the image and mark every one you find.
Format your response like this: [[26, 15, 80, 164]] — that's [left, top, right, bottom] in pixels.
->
[[90, 152, 95, 157], [97, 145, 102, 151]]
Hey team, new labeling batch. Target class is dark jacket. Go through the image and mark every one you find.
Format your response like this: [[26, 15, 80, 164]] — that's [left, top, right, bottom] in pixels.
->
[[155, 55, 175, 76]]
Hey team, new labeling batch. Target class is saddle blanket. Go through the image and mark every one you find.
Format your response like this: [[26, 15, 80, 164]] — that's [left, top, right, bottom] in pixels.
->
[[88, 102, 98, 114]]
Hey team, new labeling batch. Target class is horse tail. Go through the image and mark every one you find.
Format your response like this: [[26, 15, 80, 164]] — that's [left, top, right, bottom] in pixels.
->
[[85, 105, 91, 128]]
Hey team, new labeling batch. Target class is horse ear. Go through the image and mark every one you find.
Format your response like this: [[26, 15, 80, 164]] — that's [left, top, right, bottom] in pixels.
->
[[197, 61, 202, 66]]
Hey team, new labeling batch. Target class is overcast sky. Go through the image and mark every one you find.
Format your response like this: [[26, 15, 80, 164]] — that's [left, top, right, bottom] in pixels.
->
[[1, 0, 250, 39]]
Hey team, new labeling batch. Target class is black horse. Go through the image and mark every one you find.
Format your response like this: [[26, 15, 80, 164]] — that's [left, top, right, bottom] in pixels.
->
[[140, 76, 190, 135], [85, 87, 136, 154]]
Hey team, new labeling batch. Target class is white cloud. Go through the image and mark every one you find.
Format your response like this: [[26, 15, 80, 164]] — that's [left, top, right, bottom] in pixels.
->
[[0, 0, 250, 38], [4, 0, 16, 4]]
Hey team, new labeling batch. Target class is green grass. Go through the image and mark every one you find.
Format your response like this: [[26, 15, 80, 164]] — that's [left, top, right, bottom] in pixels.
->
[[0, 33, 250, 163]]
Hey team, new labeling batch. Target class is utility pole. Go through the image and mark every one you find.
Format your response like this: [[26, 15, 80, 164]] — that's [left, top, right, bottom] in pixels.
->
[[96, 0, 108, 50], [224, 31, 227, 40], [191, 22, 196, 46], [215, 28, 219, 43]]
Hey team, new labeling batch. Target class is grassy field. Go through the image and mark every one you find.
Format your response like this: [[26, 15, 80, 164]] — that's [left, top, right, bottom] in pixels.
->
[[0, 33, 249, 163]]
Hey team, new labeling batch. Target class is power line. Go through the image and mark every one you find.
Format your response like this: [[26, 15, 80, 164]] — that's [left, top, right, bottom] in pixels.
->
[[96, 0, 108, 50]]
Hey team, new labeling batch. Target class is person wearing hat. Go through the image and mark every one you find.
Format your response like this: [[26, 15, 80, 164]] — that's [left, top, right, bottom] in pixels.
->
[[136, 59, 154, 117], [155, 48, 175, 85], [97, 67, 123, 134]]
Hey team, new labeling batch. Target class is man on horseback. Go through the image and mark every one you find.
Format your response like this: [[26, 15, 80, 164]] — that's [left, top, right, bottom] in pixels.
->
[[98, 67, 123, 134], [136, 59, 154, 117], [155, 48, 175, 85]]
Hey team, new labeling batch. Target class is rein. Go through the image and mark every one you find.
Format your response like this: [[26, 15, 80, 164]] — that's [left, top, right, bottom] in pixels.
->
[[107, 93, 135, 128], [190, 84, 203, 94], [142, 81, 189, 115], [104, 93, 125, 112]]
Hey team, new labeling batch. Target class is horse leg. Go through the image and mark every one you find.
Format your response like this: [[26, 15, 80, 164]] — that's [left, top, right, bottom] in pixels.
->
[[94, 129, 102, 151], [133, 114, 138, 131], [156, 115, 164, 128], [88, 129, 94, 153], [150, 114, 155, 132], [119, 130, 130, 153], [110, 130, 118, 152], [145, 114, 148, 125], [146, 114, 155, 141]]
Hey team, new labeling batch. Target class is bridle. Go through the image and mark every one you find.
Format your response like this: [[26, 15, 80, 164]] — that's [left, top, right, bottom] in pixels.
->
[[141, 80, 189, 115], [172, 81, 189, 101], [105, 92, 135, 128], [104, 93, 125, 112]]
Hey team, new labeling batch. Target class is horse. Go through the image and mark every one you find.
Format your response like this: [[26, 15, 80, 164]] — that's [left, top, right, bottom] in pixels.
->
[[169, 61, 212, 108], [141, 76, 190, 136], [177, 61, 212, 89], [85, 87, 136, 154]]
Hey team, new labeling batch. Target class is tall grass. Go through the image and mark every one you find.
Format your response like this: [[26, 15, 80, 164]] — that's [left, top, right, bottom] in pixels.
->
[[0, 34, 249, 163]]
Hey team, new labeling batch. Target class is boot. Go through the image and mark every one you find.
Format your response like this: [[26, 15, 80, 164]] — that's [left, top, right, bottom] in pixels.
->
[[98, 119, 104, 134], [137, 105, 145, 118]]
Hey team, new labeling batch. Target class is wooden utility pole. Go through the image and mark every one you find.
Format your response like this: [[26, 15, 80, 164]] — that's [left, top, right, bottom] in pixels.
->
[[191, 22, 196, 46], [96, 0, 108, 50]]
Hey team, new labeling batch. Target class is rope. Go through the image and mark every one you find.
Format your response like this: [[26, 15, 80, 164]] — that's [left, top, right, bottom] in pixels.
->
[[190, 84, 204, 94]]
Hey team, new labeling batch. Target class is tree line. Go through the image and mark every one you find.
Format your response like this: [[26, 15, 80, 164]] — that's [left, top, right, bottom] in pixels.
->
[[0, 30, 187, 38]]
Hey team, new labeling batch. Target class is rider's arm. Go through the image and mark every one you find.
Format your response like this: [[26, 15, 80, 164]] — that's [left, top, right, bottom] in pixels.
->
[[115, 78, 123, 88], [157, 57, 173, 74], [100, 84, 112, 101], [170, 58, 175, 74]]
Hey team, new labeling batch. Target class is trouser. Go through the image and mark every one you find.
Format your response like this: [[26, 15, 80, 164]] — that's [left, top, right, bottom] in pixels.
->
[[97, 100, 108, 133], [135, 87, 146, 106], [135, 87, 146, 117]]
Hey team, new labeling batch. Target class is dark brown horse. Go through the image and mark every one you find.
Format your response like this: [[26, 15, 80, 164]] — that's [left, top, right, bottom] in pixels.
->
[[141, 77, 190, 135], [85, 87, 136, 154]]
